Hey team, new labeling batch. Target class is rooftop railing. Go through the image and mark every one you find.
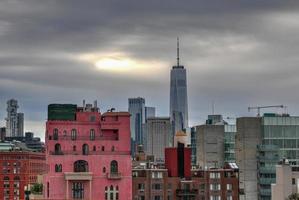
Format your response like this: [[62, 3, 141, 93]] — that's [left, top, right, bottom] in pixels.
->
[[49, 150, 130, 156]]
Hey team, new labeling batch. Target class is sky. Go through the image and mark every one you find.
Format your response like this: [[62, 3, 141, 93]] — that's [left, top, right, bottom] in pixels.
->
[[1, 0, 299, 139]]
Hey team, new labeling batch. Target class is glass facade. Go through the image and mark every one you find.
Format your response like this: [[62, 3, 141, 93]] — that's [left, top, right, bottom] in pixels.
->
[[257, 144, 279, 200], [224, 125, 236, 163], [262, 116, 299, 166], [191, 127, 196, 165], [257, 116, 299, 200]]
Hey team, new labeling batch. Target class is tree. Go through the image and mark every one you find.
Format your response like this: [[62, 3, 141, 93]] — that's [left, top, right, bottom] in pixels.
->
[[287, 193, 299, 200], [30, 183, 43, 194]]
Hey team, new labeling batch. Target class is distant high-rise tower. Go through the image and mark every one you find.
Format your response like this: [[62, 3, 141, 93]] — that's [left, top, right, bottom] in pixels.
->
[[128, 97, 145, 154], [17, 113, 24, 136], [5, 99, 24, 137], [145, 106, 155, 120], [169, 38, 188, 134]]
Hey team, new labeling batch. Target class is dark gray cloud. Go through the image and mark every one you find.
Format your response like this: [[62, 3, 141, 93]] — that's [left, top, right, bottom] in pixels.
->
[[1, 0, 299, 138]]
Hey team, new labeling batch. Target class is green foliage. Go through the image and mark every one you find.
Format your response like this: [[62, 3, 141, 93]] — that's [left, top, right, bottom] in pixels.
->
[[30, 183, 43, 194], [287, 193, 299, 200]]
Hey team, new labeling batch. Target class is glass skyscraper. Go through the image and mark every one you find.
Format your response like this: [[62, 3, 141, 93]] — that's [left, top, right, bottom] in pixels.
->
[[169, 38, 188, 134], [128, 97, 145, 155]]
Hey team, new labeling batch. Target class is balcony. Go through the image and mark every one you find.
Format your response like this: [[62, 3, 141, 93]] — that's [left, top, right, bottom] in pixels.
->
[[107, 172, 121, 180], [64, 172, 93, 181], [176, 189, 198, 197], [51, 151, 64, 155], [50, 135, 118, 141]]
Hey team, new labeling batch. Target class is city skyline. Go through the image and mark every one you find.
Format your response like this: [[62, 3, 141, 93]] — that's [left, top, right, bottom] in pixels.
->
[[1, 1, 299, 139]]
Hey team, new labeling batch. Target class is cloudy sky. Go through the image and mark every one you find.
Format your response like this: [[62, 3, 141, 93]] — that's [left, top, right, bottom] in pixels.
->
[[1, 0, 299, 139]]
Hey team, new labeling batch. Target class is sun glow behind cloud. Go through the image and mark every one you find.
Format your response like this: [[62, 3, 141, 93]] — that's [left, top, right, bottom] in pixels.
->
[[78, 52, 167, 76]]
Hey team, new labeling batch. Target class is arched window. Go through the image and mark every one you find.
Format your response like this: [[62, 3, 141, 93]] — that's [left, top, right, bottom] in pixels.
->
[[105, 186, 108, 200], [110, 185, 114, 200], [74, 160, 88, 172], [54, 143, 62, 154], [53, 129, 58, 140], [82, 144, 89, 155], [116, 186, 119, 200], [110, 160, 118, 174], [90, 129, 95, 141], [55, 164, 62, 172], [71, 129, 77, 140]]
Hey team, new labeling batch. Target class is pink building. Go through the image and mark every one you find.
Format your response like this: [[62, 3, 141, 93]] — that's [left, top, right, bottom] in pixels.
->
[[43, 103, 132, 200]]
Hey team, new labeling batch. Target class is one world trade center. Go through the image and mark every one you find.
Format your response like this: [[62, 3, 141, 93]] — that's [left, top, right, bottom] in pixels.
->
[[169, 38, 189, 135]]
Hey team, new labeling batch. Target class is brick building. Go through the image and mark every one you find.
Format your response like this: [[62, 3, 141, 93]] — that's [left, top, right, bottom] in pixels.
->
[[43, 102, 132, 199], [0, 144, 46, 200], [132, 131, 239, 200], [132, 163, 239, 200]]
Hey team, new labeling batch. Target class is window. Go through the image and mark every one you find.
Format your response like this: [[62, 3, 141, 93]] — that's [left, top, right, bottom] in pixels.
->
[[102, 146, 105, 151], [53, 129, 58, 140], [93, 146, 96, 151], [71, 129, 77, 140], [4, 176, 9, 188], [82, 144, 89, 155], [153, 196, 162, 200], [292, 178, 296, 185], [54, 143, 62, 154], [103, 167, 106, 173], [73, 145, 77, 152], [90, 129, 95, 141], [13, 177, 20, 188], [152, 184, 162, 190], [55, 164, 62, 172], [74, 160, 88, 172], [227, 195, 233, 200], [210, 184, 220, 191], [90, 115, 96, 122], [138, 183, 145, 191], [151, 172, 163, 178], [72, 182, 84, 199], [47, 182, 49, 198], [105, 185, 118, 200], [227, 184, 232, 190], [110, 160, 118, 174], [111, 146, 115, 152], [210, 196, 221, 200], [167, 183, 172, 190], [210, 172, 220, 179]]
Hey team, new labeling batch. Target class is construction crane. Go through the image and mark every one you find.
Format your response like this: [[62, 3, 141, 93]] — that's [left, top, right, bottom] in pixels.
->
[[248, 105, 285, 117]]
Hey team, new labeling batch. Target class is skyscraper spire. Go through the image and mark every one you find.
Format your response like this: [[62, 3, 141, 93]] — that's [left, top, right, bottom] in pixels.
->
[[177, 37, 180, 67]]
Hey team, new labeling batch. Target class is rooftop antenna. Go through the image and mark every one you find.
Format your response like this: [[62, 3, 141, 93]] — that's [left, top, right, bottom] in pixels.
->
[[177, 37, 180, 67]]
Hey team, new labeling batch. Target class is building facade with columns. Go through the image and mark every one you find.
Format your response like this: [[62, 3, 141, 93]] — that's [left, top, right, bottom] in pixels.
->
[[43, 103, 132, 200]]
